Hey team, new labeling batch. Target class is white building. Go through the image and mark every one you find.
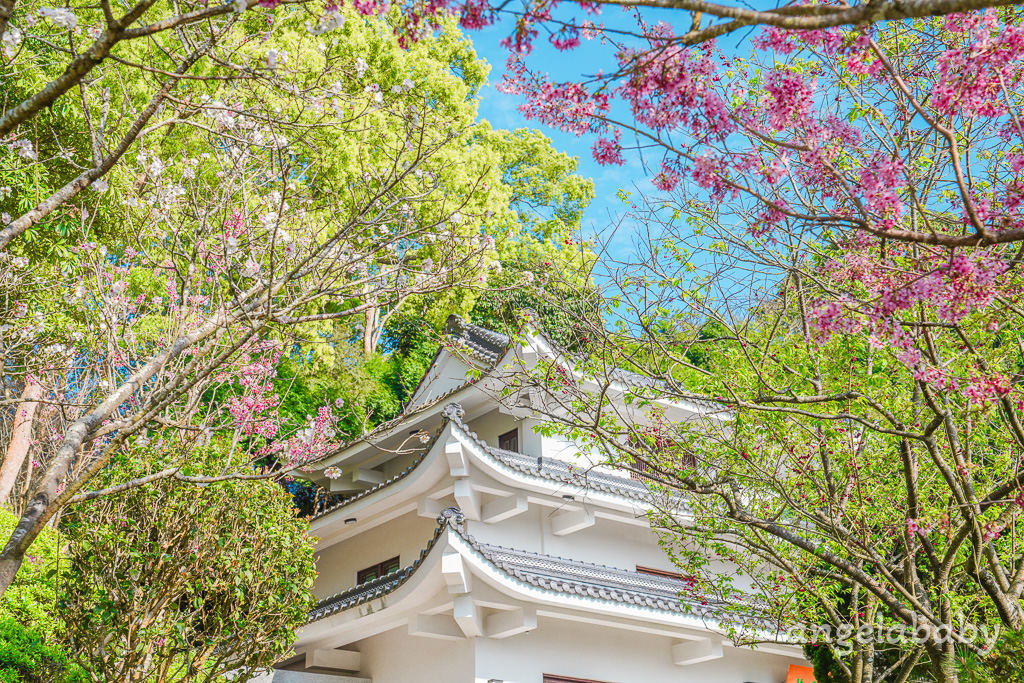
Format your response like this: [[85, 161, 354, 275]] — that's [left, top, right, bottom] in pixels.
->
[[266, 316, 815, 683]]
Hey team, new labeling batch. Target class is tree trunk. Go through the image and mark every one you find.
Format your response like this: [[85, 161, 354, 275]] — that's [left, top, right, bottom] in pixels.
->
[[363, 304, 378, 358], [0, 418, 91, 596], [0, 555, 20, 597], [929, 642, 960, 683], [0, 382, 41, 505]]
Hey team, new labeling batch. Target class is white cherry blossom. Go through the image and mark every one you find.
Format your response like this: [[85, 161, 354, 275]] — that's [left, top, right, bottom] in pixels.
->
[[38, 7, 77, 29], [240, 258, 260, 278], [266, 48, 286, 70], [306, 10, 344, 35], [2, 27, 22, 56]]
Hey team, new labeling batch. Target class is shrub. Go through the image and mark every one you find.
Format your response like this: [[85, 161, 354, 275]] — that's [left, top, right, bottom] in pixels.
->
[[0, 618, 84, 683], [61, 477, 316, 682]]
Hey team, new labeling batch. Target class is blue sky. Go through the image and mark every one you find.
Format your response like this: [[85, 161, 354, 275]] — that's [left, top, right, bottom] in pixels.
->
[[468, 15, 656, 243], [466, 11, 757, 256]]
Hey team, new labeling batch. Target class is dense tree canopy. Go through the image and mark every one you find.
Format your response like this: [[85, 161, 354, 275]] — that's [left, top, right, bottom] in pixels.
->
[[0, 0, 595, 640]]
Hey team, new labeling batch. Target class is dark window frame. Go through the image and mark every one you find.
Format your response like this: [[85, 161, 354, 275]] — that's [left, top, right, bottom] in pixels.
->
[[498, 428, 519, 452], [357, 556, 400, 584], [625, 435, 696, 481], [543, 675, 614, 683]]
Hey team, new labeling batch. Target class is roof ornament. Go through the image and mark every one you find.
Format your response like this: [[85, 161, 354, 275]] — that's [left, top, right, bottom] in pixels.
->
[[437, 506, 466, 532], [441, 402, 466, 422], [445, 314, 468, 338]]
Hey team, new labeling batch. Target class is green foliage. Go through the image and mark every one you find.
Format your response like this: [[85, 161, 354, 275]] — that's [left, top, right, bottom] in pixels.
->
[[61, 470, 316, 682], [475, 126, 594, 240], [266, 44, 597, 439], [0, 513, 80, 683], [804, 643, 848, 683], [0, 510, 59, 634], [682, 321, 730, 370], [959, 629, 1024, 683], [467, 278, 598, 353], [0, 619, 84, 683]]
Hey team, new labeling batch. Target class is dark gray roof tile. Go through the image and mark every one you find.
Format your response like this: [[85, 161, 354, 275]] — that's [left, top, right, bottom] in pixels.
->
[[445, 315, 512, 363]]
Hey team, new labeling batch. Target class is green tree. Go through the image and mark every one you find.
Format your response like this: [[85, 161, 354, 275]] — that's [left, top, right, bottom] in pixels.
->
[[61, 457, 315, 683], [0, 5, 512, 597], [0, 511, 83, 683], [0, 510, 58, 633]]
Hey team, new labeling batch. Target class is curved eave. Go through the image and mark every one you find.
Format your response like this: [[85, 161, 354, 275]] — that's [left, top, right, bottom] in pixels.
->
[[449, 421, 675, 516], [310, 423, 453, 527], [304, 516, 783, 646], [307, 323, 715, 483], [450, 532, 730, 635], [305, 522, 706, 629], [405, 343, 501, 411], [297, 528, 452, 648], [310, 408, 677, 535]]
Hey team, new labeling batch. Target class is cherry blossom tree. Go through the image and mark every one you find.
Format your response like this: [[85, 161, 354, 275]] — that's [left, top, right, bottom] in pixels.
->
[[0, 7, 531, 599], [521, 197, 1023, 681], [257, 0, 1024, 53], [449, 11, 1024, 683], [0, 117, 494, 595]]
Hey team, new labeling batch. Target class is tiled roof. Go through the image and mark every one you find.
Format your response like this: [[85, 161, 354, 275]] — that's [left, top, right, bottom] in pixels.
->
[[445, 404, 660, 504], [309, 508, 763, 628], [607, 367, 664, 389], [308, 509, 457, 622], [310, 403, 663, 521], [441, 314, 720, 416], [445, 315, 512, 363], [479, 542, 721, 618]]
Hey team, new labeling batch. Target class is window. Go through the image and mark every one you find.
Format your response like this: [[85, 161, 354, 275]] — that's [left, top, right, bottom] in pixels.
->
[[498, 428, 519, 452], [628, 454, 658, 482], [543, 675, 614, 683], [357, 556, 400, 584], [625, 435, 696, 482], [636, 565, 687, 581]]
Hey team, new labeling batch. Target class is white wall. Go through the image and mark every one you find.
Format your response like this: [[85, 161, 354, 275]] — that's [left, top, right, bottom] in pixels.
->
[[468, 412, 622, 481], [250, 672, 368, 683], [411, 352, 475, 408], [352, 624, 476, 682], [474, 617, 797, 683], [466, 504, 677, 576], [466, 409, 521, 450], [313, 514, 439, 598], [280, 614, 801, 683]]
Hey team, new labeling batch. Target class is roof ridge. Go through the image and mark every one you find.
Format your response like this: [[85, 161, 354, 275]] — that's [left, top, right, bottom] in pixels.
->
[[444, 314, 512, 363]]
